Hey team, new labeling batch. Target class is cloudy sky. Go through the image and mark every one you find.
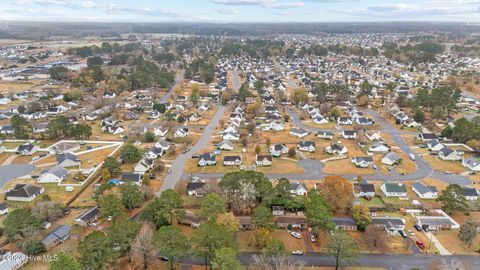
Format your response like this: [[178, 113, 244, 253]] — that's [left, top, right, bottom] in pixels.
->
[[0, 0, 479, 22]]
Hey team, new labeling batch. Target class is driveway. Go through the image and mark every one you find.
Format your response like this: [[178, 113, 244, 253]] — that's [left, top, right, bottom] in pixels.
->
[[0, 164, 35, 188], [158, 105, 227, 193]]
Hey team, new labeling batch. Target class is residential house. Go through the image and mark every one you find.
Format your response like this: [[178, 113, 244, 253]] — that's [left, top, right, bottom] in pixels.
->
[[463, 188, 478, 201], [356, 117, 373, 125], [298, 141, 316, 152], [416, 216, 457, 230], [354, 180, 375, 198], [32, 122, 49, 134], [438, 147, 462, 161], [179, 211, 202, 228], [269, 143, 288, 157], [174, 127, 189, 138], [313, 117, 328, 124], [42, 225, 71, 249], [417, 133, 438, 142], [351, 156, 374, 168], [290, 128, 309, 138], [381, 183, 407, 197], [256, 155, 273, 166], [325, 142, 348, 155], [369, 142, 390, 153], [153, 127, 169, 137], [223, 156, 242, 166], [272, 206, 285, 216], [412, 182, 438, 199], [462, 157, 480, 172], [218, 140, 235, 151], [75, 206, 100, 227], [38, 165, 68, 183], [427, 139, 445, 152], [57, 153, 80, 168], [290, 182, 308, 196], [332, 217, 358, 231], [317, 131, 334, 140], [187, 182, 205, 197], [237, 216, 253, 230], [198, 153, 217, 167], [134, 158, 154, 173], [16, 143, 38, 156], [342, 130, 357, 140], [366, 131, 382, 141], [338, 117, 353, 125], [372, 217, 406, 235], [381, 152, 401, 165], [121, 173, 143, 185], [222, 132, 240, 141], [276, 215, 308, 229], [6, 184, 44, 201]]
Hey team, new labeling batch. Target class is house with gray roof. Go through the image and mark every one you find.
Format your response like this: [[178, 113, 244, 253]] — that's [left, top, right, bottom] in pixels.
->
[[16, 143, 38, 156], [463, 187, 478, 201], [198, 153, 217, 167], [372, 217, 406, 235], [438, 147, 462, 161], [332, 217, 358, 231], [6, 184, 44, 201], [57, 153, 80, 168], [351, 156, 374, 168], [75, 206, 100, 227], [416, 216, 458, 230], [39, 165, 69, 183], [412, 182, 438, 199], [381, 152, 401, 165], [462, 157, 480, 171], [42, 225, 71, 249], [290, 182, 308, 196]]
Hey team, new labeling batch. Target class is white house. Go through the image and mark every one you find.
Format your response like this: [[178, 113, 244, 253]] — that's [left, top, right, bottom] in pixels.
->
[[174, 127, 189, 138], [351, 156, 374, 168], [223, 132, 240, 141], [256, 155, 273, 166], [381, 152, 401, 165], [366, 131, 382, 141], [369, 142, 390, 153], [462, 157, 480, 171], [380, 183, 407, 197], [438, 147, 462, 161], [223, 156, 242, 166], [412, 182, 438, 199], [269, 144, 288, 157], [325, 142, 348, 155], [427, 139, 445, 152], [38, 165, 69, 183], [290, 182, 308, 196], [298, 141, 316, 152], [463, 188, 478, 201], [218, 140, 234, 151], [290, 128, 309, 138], [342, 130, 357, 140], [198, 153, 217, 167], [6, 184, 44, 201]]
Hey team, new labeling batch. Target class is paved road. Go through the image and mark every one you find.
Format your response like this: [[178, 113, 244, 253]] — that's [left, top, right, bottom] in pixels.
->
[[0, 164, 35, 187], [181, 253, 480, 270], [160, 70, 184, 103], [158, 105, 226, 193]]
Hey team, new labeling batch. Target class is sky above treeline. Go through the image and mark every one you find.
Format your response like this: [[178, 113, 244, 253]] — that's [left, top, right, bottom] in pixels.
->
[[0, 0, 479, 22]]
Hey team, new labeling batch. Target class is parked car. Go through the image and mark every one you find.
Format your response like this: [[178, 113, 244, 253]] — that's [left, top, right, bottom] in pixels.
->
[[168, 169, 172, 174], [310, 234, 316, 242], [444, 171, 452, 174], [418, 144, 427, 148], [398, 230, 407, 238], [290, 232, 301, 239], [408, 230, 415, 236], [291, 250, 303, 255], [409, 153, 416, 161], [414, 224, 422, 231], [416, 240, 425, 249]]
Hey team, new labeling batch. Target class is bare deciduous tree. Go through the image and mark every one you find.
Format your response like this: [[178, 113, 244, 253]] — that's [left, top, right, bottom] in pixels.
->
[[130, 222, 157, 270], [252, 254, 303, 270], [365, 225, 388, 251]]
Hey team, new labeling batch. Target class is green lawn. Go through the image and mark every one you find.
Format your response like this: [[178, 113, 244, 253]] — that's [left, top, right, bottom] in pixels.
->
[[358, 196, 385, 207]]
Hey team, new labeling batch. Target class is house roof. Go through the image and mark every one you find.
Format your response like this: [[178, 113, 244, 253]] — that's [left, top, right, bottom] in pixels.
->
[[75, 206, 100, 222], [332, 217, 357, 227], [187, 182, 205, 191], [199, 153, 216, 162], [299, 141, 315, 148], [412, 182, 437, 194], [17, 143, 34, 152], [6, 184, 43, 198], [463, 187, 478, 197], [223, 156, 241, 162], [372, 217, 405, 228], [43, 165, 69, 178], [121, 173, 143, 183], [383, 183, 406, 193], [291, 182, 307, 192], [42, 225, 71, 245], [383, 152, 400, 162], [256, 155, 272, 162], [57, 153, 79, 164], [416, 216, 455, 227]]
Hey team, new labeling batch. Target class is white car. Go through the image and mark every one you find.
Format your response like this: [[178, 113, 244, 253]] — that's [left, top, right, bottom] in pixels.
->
[[290, 232, 302, 239], [291, 250, 303, 255]]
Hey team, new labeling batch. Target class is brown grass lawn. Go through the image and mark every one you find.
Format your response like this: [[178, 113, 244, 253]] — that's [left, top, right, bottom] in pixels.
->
[[322, 159, 375, 175], [0, 81, 36, 92], [78, 147, 116, 169], [348, 231, 413, 254], [0, 153, 13, 165], [257, 159, 304, 174], [270, 229, 306, 252], [303, 120, 338, 130], [11, 155, 33, 164], [435, 230, 480, 255], [421, 155, 465, 174], [34, 155, 57, 166]]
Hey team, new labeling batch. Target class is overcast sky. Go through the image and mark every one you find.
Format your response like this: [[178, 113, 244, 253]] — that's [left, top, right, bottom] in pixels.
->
[[0, 0, 479, 22]]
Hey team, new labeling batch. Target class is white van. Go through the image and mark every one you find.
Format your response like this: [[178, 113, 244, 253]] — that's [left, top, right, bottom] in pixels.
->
[[409, 153, 415, 161]]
